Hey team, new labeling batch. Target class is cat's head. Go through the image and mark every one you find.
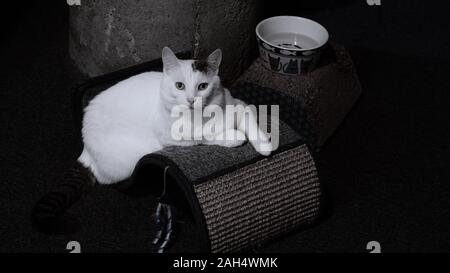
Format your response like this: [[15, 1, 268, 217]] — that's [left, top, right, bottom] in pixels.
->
[[160, 47, 222, 109]]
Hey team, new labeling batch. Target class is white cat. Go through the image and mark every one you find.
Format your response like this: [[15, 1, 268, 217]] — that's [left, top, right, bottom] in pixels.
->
[[78, 47, 272, 185]]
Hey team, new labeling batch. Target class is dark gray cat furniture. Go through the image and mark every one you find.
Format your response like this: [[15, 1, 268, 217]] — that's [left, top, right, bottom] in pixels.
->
[[133, 124, 320, 253], [70, 53, 323, 252], [235, 41, 362, 147]]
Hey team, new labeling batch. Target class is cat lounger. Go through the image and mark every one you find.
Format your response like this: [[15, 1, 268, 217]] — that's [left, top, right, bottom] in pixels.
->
[[32, 51, 323, 253]]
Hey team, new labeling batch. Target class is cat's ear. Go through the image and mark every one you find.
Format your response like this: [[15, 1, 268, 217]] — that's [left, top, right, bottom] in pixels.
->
[[162, 47, 179, 73], [206, 49, 222, 73]]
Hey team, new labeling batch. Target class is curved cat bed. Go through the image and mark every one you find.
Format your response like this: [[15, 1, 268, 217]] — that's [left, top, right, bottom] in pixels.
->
[[67, 53, 323, 252], [131, 123, 320, 252]]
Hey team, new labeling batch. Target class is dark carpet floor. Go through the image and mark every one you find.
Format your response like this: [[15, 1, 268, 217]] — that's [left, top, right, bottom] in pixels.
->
[[0, 1, 449, 252]]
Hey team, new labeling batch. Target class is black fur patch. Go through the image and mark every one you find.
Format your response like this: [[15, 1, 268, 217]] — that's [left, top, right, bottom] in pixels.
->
[[192, 60, 209, 73]]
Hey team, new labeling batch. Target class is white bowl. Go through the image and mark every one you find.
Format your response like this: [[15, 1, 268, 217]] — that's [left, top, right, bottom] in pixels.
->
[[256, 16, 329, 75]]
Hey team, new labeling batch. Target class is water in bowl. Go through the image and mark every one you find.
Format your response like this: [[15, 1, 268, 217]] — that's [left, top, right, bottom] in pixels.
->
[[266, 32, 319, 50]]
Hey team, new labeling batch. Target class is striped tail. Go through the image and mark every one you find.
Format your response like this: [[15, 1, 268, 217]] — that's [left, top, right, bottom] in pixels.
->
[[31, 161, 95, 234]]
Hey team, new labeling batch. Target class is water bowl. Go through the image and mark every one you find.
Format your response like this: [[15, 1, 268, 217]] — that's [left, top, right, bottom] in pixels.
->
[[256, 16, 329, 75]]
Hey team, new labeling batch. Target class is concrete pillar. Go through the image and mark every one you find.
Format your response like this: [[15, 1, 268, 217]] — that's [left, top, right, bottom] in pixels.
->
[[69, 0, 263, 84]]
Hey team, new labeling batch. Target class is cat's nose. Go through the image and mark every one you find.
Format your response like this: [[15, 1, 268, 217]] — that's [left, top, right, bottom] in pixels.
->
[[187, 97, 195, 105]]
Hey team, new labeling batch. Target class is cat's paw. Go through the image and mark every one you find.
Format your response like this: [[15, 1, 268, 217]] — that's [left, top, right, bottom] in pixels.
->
[[252, 139, 273, 156], [210, 130, 247, 148], [221, 130, 247, 148]]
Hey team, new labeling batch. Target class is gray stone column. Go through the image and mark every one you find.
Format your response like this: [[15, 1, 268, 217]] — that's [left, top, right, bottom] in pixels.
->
[[69, 0, 263, 84]]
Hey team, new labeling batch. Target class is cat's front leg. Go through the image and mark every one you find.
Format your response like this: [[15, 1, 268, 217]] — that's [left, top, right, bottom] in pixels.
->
[[246, 125, 273, 156], [204, 129, 247, 148], [235, 102, 273, 156]]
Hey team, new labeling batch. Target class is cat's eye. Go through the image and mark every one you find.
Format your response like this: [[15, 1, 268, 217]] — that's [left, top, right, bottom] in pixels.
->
[[198, 83, 209, 91], [175, 82, 185, 90]]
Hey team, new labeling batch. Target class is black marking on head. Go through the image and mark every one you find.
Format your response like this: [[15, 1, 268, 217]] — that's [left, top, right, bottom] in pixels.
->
[[192, 60, 209, 73]]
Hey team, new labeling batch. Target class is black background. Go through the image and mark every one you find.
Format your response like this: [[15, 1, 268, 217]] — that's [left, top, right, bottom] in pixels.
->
[[0, 0, 449, 252]]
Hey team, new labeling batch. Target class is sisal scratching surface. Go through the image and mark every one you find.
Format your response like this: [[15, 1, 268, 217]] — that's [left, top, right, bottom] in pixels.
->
[[194, 144, 321, 253]]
